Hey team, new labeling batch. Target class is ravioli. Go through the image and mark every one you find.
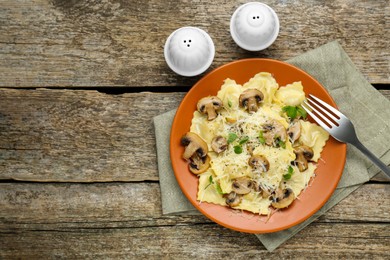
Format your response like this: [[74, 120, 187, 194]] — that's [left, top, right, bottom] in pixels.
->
[[188, 72, 329, 215]]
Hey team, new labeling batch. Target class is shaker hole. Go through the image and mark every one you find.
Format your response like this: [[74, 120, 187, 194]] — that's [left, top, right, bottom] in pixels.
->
[[184, 40, 186, 43], [187, 44, 190, 47]]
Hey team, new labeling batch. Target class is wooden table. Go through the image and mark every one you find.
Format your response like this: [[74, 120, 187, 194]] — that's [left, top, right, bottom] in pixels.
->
[[1, 0, 389, 258]]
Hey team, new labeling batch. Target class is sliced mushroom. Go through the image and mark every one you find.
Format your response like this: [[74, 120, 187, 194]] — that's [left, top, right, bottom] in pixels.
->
[[231, 177, 253, 195], [251, 181, 264, 195], [248, 155, 270, 173], [293, 145, 314, 172], [261, 188, 271, 199], [180, 132, 208, 160], [287, 119, 301, 144], [262, 120, 287, 146], [239, 89, 264, 113], [197, 96, 223, 121], [271, 188, 295, 209], [211, 136, 228, 154], [181, 133, 210, 174], [189, 154, 211, 175], [251, 182, 272, 198], [224, 191, 241, 207], [295, 145, 314, 160], [293, 154, 308, 172]]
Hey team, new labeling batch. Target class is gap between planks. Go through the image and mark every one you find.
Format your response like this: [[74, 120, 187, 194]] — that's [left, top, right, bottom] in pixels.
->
[[0, 84, 388, 95]]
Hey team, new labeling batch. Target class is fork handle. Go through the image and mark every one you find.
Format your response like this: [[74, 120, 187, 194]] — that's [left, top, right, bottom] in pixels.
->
[[352, 140, 390, 177]]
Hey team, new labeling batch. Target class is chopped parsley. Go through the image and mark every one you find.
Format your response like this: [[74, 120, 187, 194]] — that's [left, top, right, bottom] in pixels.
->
[[228, 99, 232, 108], [258, 131, 266, 144], [228, 134, 248, 154], [227, 133, 238, 143], [297, 105, 307, 119], [204, 175, 224, 194], [276, 138, 286, 149], [204, 175, 214, 190], [215, 182, 223, 194], [233, 145, 243, 154], [238, 136, 249, 145], [283, 166, 294, 180], [282, 105, 307, 120], [282, 106, 297, 119]]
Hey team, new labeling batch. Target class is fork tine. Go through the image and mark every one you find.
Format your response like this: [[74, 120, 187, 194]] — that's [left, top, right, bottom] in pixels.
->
[[301, 102, 332, 132], [307, 98, 339, 123], [303, 100, 336, 128], [309, 94, 344, 118]]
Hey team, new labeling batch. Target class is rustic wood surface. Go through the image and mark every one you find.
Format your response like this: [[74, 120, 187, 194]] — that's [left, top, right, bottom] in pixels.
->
[[0, 0, 389, 258], [0, 183, 389, 257], [1, 89, 388, 182], [0, 89, 185, 182], [0, 0, 389, 88]]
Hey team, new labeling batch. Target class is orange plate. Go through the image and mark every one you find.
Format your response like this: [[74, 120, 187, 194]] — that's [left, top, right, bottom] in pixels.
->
[[170, 59, 346, 233]]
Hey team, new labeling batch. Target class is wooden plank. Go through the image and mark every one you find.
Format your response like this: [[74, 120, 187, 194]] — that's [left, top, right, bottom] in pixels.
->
[[372, 172, 390, 182], [0, 183, 388, 231], [1, 89, 389, 182], [0, 0, 388, 88], [0, 182, 389, 258], [0, 223, 388, 258], [0, 89, 184, 182]]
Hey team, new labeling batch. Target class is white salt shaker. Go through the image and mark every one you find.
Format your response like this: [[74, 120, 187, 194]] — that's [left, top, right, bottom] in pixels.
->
[[230, 2, 280, 51], [164, 27, 215, 77]]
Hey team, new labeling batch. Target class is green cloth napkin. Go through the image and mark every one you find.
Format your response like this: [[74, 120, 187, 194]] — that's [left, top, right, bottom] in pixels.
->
[[153, 41, 390, 251]]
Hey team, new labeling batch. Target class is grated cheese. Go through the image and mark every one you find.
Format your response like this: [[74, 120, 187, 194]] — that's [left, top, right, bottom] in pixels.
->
[[190, 72, 329, 215]]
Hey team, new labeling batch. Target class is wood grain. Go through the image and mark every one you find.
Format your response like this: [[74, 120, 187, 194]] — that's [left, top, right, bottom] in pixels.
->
[[0, 183, 388, 230], [1, 223, 389, 258], [0, 89, 184, 182], [0, 0, 388, 88], [0, 1, 388, 257], [0, 183, 389, 258], [1, 89, 389, 182]]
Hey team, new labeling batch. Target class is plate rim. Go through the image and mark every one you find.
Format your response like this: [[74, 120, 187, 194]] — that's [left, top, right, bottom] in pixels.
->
[[170, 58, 347, 233]]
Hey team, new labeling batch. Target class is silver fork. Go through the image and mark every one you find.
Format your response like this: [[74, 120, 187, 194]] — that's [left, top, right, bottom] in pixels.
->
[[301, 94, 390, 177]]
